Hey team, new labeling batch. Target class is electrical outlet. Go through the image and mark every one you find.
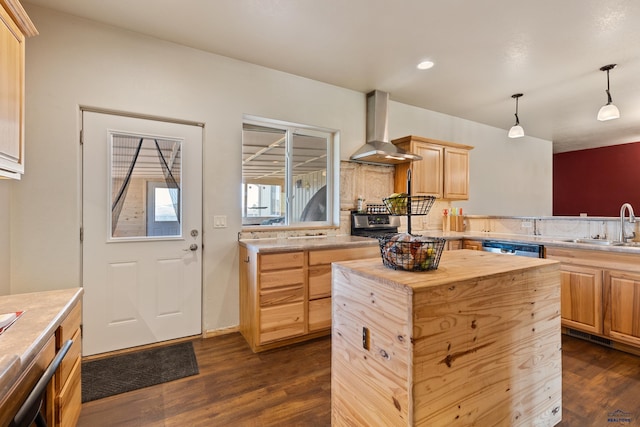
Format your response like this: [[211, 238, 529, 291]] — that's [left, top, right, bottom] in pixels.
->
[[213, 215, 227, 228]]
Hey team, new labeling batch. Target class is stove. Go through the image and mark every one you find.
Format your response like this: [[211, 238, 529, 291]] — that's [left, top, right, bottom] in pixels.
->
[[350, 206, 400, 238]]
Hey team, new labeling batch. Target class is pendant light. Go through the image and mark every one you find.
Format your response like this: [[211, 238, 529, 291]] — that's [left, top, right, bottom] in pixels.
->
[[508, 93, 524, 138], [597, 64, 620, 121]]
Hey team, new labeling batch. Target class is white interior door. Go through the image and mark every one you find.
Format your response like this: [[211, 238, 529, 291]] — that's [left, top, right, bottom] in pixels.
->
[[82, 110, 203, 356]]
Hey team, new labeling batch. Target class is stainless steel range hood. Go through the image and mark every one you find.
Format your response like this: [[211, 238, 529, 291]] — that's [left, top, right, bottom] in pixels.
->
[[350, 90, 422, 165]]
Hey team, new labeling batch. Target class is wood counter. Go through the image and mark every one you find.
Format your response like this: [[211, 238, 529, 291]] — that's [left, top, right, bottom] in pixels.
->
[[331, 250, 561, 426]]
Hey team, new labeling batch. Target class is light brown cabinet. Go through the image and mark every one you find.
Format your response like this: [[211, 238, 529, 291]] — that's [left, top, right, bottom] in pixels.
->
[[0, 0, 36, 179], [444, 239, 461, 250], [239, 244, 378, 352], [604, 269, 640, 347], [462, 239, 483, 251], [53, 300, 82, 427], [392, 135, 473, 200], [559, 264, 603, 335], [0, 296, 82, 427], [547, 246, 640, 354]]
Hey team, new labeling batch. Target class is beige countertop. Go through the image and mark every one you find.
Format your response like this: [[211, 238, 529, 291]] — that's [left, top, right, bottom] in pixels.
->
[[420, 230, 640, 254], [239, 234, 378, 252], [0, 288, 83, 399], [240, 231, 640, 255]]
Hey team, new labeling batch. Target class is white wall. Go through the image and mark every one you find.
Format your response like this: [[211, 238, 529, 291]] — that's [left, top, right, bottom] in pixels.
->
[[389, 102, 553, 216], [9, 4, 552, 332], [0, 181, 10, 295]]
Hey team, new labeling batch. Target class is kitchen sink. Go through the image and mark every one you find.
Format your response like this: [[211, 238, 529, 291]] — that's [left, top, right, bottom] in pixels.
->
[[619, 241, 640, 247]]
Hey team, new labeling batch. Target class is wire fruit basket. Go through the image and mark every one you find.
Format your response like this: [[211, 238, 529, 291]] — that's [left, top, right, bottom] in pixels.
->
[[378, 233, 446, 271], [383, 194, 436, 216]]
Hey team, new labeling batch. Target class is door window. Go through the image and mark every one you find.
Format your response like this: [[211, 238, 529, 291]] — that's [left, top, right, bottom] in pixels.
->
[[109, 132, 182, 239]]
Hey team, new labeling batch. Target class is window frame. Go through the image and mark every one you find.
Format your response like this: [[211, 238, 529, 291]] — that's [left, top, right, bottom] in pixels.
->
[[242, 115, 339, 229]]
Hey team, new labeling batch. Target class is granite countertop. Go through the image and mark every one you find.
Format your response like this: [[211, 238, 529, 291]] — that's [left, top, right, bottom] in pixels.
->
[[240, 231, 640, 255], [239, 235, 378, 252], [0, 288, 83, 399], [420, 231, 640, 254]]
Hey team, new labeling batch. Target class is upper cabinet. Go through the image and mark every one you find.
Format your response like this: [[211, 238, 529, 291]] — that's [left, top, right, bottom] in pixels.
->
[[0, 0, 37, 179], [392, 135, 473, 200]]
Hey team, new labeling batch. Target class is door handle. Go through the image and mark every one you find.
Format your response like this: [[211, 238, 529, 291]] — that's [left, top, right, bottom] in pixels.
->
[[184, 244, 198, 252]]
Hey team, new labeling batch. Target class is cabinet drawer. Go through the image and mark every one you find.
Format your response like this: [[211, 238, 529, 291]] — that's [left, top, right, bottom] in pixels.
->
[[309, 297, 331, 331], [259, 302, 305, 344], [57, 302, 81, 347], [308, 265, 332, 299], [260, 251, 304, 271], [56, 355, 81, 427], [260, 268, 304, 290], [308, 246, 379, 266], [56, 328, 81, 391], [260, 285, 304, 307]]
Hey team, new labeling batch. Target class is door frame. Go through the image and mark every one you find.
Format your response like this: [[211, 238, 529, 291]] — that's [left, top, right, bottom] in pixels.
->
[[79, 106, 206, 344]]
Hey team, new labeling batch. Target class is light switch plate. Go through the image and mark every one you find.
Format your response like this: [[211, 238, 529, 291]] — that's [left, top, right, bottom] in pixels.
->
[[213, 215, 227, 228]]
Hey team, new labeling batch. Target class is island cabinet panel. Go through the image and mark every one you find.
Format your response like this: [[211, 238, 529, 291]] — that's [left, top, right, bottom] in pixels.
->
[[604, 269, 640, 347], [332, 251, 562, 427]]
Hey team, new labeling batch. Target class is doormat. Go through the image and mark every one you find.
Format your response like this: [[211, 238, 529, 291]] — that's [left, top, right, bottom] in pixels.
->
[[81, 341, 199, 402]]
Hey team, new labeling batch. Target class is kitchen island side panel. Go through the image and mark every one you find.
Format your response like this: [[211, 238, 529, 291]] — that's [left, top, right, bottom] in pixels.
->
[[332, 264, 414, 426], [331, 251, 561, 427], [412, 264, 562, 426]]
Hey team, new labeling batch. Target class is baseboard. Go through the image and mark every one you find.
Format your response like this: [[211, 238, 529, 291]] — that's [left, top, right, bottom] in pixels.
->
[[203, 325, 239, 338]]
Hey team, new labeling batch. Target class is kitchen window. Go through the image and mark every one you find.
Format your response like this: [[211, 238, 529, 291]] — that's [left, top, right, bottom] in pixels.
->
[[242, 116, 338, 228]]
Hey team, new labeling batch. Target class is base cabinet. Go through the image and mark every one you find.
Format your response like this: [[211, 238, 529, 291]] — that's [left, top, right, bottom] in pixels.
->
[[239, 244, 379, 352], [560, 264, 603, 334], [462, 239, 483, 251], [547, 246, 640, 354], [604, 269, 640, 347]]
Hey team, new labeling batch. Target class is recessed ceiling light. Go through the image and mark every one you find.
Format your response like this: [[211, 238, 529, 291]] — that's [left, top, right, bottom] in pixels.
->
[[417, 60, 434, 70]]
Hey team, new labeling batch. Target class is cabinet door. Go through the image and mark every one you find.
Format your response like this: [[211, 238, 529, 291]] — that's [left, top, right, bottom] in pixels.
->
[[0, 5, 25, 177], [309, 297, 331, 331], [259, 301, 305, 344], [462, 240, 483, 251], [446, 240, 462, 251], [443, 147, 469, 199], [604, 269, 640, 347], [411, 142, 443, 197], [560, 264, 603, 334]]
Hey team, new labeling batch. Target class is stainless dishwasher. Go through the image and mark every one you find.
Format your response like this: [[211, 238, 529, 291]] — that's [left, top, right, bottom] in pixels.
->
[[481, 240, 545, 258]]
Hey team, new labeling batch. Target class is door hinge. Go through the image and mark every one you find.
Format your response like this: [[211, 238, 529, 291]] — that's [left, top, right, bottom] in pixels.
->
[[80, 227, 83, 242], [79, 129, 84, 145]]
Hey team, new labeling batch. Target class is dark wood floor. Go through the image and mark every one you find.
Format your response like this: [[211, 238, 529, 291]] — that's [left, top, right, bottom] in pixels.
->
[[78, 333, 640, 426]]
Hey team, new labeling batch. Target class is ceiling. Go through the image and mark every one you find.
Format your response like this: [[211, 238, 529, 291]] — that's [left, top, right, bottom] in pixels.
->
[[24, 0, 640, 153]]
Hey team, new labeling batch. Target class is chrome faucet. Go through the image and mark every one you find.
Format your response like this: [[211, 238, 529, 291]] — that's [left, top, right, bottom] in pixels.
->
[[619, 203, 636, 242]]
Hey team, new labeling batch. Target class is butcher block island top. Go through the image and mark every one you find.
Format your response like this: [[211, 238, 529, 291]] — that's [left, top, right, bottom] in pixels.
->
[[331, 250, 562, 426]]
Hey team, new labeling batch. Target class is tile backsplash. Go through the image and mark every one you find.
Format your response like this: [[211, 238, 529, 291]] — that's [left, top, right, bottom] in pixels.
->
[[240, 161, 637, 242]]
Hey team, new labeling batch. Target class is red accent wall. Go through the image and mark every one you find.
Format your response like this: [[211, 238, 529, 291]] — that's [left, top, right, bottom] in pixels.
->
[[553, 142, 640, 216]]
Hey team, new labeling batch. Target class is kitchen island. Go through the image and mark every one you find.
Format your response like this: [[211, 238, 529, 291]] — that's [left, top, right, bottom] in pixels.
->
[[332, 249, 561, 426]]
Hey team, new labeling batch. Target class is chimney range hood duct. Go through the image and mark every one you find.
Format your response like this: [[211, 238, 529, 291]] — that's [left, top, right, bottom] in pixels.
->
[[349, 90, 422, 165]]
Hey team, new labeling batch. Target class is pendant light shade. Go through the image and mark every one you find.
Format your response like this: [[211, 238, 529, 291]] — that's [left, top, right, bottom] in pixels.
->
[[597, 64, 620, 121], [508, 93, 524, 138]]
